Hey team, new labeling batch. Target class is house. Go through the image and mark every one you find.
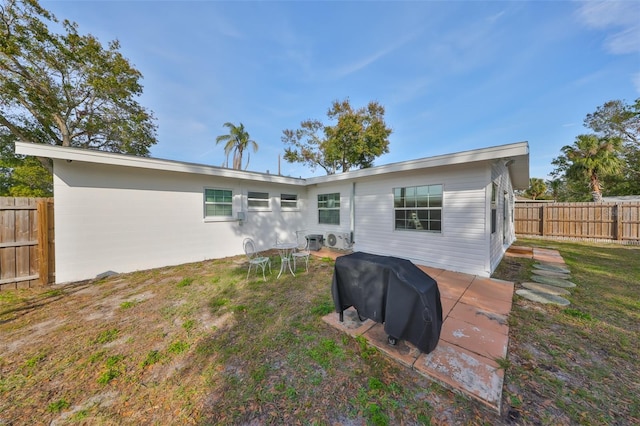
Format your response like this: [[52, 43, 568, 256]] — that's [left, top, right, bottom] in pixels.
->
[[15, 141, 529, 283], [602, 195, 640, 203]]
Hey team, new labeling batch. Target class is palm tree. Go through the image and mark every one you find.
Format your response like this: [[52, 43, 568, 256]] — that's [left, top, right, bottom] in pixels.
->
[[525, 178, 547, 200], [546, 178, 564, 201], [553, 134, 623, 202], [215, 122, 258, 170]]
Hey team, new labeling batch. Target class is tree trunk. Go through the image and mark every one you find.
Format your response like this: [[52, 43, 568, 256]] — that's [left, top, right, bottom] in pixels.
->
[[37, 156, 53, 174], [591, 191, 603, 202], [590, 173, 602, 202]]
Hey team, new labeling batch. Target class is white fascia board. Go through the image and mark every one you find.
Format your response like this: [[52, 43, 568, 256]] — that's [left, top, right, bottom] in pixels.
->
[[306, 141, 530, 185], [16, 140, 529, 188], [15, 142, 306, 186]]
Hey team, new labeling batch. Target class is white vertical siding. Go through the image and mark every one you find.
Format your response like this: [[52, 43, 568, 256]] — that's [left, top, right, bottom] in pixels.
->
[[489, 161, 516, 273], [51, 154, 521, 283], [303, 182, 353, 239], [53, 160, 305, 283], [352, 164, 493, 277]]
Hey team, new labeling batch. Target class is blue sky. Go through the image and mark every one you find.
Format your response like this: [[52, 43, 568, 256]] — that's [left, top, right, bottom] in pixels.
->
[[41, 1, 639, 180]]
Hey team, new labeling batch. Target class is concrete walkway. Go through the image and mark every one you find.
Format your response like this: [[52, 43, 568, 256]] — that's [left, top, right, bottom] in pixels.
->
[[315, 248, 513, 412]]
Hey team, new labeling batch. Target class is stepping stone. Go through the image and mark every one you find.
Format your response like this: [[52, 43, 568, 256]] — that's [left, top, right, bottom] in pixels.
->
[[522, 282, 571, 296], [510, 245, 533, 254], [531, 275, 576, 288], [533, 263, 570, 274], [516, 289, 570, 306], [533, 251, 565, 265], [532, 269, 571, 279]]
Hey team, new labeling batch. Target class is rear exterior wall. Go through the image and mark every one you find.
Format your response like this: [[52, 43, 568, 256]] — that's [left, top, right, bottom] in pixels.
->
[[53, 160, 306, 283], [303, 182, 354, 242], [350, 163, 493, 277], [489, 161, 516, 272]]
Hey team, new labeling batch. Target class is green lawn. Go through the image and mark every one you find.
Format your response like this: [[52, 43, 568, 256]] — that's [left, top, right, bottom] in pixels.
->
[[494, 238, 640, 424]]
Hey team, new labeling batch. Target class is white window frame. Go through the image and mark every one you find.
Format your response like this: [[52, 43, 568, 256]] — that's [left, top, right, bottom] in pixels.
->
[[280, 193, 298, 210], [393, 184, 443, 232], [318, 192, 340, 225], [491, 182, 498, 234], [247, 191, 270, 211], [204, 188, 233, 221]]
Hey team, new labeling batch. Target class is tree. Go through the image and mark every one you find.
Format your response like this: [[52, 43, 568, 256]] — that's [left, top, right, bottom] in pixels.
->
[[584, 98, 640, 195], [584, 98, 639, 145], [282, 99, 392, 174], [0, 130, 52, 196], [545, 178, 565, 201], [524, 178, 547, 200], [551, 134, 624, 202], [0, 0, 157, 168], [215, 122, 258, 170]]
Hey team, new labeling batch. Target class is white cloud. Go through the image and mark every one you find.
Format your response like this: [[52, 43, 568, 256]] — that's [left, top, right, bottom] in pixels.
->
[[606, 27, 640, 54], [330, 30, 421, 79], [575, 1, 640, 54], [486, 10, 507, 24]]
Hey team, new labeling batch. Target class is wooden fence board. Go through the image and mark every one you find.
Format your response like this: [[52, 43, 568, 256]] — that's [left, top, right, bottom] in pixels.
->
[[0, 201, 16, 282], [515, 202, 640, 243], [15, 199, 31, 281], [37, 200, 49, 286], [0, 197, 54, 290]]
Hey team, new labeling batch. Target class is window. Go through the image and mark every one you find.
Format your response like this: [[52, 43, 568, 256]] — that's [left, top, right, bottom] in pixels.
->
[[248, 191, 269, 209], [491, 183, 497, 234], [281, 193, 298, 209], [318, 193, 340, 225], [204, 188, 232, 217], [393, 184, 442, 232]]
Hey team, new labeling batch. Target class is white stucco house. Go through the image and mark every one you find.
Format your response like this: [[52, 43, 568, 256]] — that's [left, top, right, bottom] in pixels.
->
[[15, 141, 529, 284]]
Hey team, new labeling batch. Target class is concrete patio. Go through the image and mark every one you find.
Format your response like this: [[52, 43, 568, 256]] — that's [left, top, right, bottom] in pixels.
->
[[315, 248, 513, 412]]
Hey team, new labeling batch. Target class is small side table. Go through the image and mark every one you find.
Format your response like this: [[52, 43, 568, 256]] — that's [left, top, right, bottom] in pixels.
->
[[273, 242, 297, 278]]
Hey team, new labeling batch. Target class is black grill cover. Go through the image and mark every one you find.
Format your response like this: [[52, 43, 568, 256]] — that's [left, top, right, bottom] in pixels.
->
[[331, 252, 443, 353]]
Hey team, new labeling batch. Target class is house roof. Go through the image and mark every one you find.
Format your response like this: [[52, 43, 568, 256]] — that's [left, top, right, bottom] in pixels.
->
[[15, 140, 530, 189], [306, 141, 530, 189], [14, 141, 305, 186]]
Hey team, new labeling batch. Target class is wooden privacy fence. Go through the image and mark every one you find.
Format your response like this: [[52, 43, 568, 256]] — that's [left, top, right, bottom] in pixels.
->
[[515, 202, 640, 243], [0, 197, 54, 290]]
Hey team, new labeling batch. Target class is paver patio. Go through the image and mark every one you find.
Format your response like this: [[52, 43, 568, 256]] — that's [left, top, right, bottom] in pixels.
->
[[318, 246, 567, 412]]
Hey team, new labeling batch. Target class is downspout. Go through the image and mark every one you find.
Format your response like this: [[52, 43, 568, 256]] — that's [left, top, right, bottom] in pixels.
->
[[350, 182, 356, 245]]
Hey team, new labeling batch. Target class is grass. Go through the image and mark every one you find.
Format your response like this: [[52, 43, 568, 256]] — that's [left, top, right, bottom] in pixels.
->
[[141, 350, 163, 367], [177, 277, 194, 288], [92, 328, 119, 345], [492, 238, 640, 424], [119, 300, 139, 309], [47, 399, 70, 413], [0, 242, 638, 424]]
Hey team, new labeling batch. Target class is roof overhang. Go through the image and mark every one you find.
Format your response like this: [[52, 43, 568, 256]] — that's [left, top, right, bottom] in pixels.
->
[[15, 140, 530, 190], [14, 142, 305, 186], [306, 141, 530, 189]]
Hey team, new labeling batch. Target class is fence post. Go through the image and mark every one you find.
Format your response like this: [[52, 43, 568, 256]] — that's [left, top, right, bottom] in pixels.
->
[[541, 204, 547, 236], [615, 203, 622, 241], [37, 200, 49, 285]]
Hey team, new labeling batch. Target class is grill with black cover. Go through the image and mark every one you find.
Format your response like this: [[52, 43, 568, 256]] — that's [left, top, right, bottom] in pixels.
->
[[331, 252, 443, 354]]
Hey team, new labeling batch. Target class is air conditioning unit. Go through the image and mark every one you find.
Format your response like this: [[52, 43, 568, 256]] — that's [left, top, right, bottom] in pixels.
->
[[325, 232, 351, 250]]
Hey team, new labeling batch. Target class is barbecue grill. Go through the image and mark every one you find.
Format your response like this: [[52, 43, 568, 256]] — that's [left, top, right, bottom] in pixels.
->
[[331, 252, 443, 353]]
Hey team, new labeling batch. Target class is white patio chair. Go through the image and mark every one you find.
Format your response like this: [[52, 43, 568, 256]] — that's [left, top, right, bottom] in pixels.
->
[[291, 230, 310, 272], [243, 238, 271, 281]]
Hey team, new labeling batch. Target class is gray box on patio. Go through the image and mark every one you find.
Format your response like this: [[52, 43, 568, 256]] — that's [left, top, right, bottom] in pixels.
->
[[306, 234, 324, 251]]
